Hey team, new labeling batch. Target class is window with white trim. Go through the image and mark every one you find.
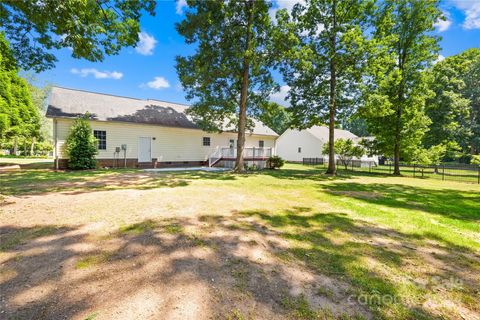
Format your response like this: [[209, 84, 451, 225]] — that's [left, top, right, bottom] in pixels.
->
[[203, 137, 211, 146], [93, 130, 106, 150], [259, 140, 264, 148], [298, 147, 302, 153]]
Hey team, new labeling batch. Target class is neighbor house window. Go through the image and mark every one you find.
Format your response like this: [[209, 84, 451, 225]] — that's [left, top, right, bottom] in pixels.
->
[[93, 130, 106, 150], [259, 140, 264, 148], [203, 137, 211, 146], [298, 147, 302, 153]]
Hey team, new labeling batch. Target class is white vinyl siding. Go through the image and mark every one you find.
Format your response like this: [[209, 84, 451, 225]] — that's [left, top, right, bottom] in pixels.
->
[[276, 129, 323, 162], [55, 119, 276, 161]]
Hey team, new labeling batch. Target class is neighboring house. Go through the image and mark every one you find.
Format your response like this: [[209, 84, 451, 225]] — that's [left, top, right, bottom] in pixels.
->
[[276, 126, 378, 164], [46, 87, 278, 169]]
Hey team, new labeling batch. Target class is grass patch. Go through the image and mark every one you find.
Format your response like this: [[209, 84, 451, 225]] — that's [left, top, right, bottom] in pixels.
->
[[75, 252, 113, 269], [83, 313, 98, 320], [164, 223, 183, 234], [118, 220, 156, 235], [0, 226, 59, 251]]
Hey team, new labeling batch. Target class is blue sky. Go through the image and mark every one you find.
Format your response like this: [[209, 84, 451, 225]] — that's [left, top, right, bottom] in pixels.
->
[[36, 0, 480, 106]]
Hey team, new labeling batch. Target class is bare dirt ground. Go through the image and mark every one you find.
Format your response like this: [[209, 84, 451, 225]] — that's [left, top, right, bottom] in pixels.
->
[[0, 171, 369, 320]]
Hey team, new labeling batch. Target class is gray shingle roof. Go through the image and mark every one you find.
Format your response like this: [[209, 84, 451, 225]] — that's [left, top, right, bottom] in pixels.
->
[[46, 87, 278, 136]]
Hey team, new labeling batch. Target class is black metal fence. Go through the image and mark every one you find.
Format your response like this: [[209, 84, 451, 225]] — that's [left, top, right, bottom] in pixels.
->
[[303, 158, 480, 184], [302, 157, 324, 165]]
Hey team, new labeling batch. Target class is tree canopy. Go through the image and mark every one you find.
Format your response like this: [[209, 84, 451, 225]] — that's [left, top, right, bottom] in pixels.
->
[[0, 33, 40, 154], [277, 0, 373, 174], [423, 48, 480, 161], [360, 0, 441, 175], [176, 0, 279, 171], [0, 0, 155, 72]]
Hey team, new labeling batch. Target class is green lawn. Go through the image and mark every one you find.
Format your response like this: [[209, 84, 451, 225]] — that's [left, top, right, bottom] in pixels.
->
[[1, 163, 479, 319]]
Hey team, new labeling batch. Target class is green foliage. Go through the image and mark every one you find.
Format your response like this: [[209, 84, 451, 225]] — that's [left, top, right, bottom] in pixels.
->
[[342, 117, 370, 137], [412, 144, 447, 166], [424, 48, 480, 157], [65, 115, 98, 170], [277, 0, 374, 174], [176, 0, 278, 171], [0, 1, 155, 72], [266, 155, 285, 169], [323, 138, 365, 170], [360, 0, 442, 175], [471, 155, 480, 165], [257, 102, 291, 135], [0, 33, 40, 154]]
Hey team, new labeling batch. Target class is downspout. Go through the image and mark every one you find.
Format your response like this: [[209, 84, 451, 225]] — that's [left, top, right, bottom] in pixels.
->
[[54, 119, 58, 170]]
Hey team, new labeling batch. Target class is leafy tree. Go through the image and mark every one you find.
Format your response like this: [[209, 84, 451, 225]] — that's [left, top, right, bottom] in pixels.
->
[[277, 0, 373, 175], [471, 155, 480, 165], [323, 138, 365, 170], [65, 114, 98, 170], [412, 144, 446, 174], [176, 0, 278, 172], [424, 49, 480, 159], [462, 52, 480, 155], [0, 0, 155, 72], [342, 116, 370, 137], [257, 102, 291, 135], [361, 0, 441, 175], [0, 33, 40, 155], [25, 75, 53, 154]]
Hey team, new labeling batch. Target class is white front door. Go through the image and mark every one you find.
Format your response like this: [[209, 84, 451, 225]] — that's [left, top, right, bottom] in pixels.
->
[[138, 137, 151, 162]]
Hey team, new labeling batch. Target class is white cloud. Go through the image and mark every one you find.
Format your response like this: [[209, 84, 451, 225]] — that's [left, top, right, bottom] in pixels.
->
[[269, 0, 305, 22], [451, 0, 480, 29], [70, 68, 123, 80], [135, 32, 157, 55], [434, 54, 446, 64], [434, 11, 452, 32], [143, 76, 170, 90], [176, 0, 187, 15], [270, 85, 290, 106]]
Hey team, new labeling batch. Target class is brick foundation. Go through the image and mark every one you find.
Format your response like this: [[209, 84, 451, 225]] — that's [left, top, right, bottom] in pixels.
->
[[55, 158, 207, 170]]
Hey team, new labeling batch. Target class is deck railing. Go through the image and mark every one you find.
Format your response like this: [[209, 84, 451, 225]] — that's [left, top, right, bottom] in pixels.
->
[[208, 147, 273, 167]]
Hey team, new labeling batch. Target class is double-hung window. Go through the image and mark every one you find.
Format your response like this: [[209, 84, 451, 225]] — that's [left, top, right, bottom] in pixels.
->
[[93, 130, 107, 150]]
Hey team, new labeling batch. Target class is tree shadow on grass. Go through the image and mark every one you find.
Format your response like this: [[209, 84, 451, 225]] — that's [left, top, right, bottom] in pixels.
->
[[318, 182, 480, 222], [0, 169, 237, 197], [0, 212, 372, 320], [239, 208, 480, 320], [2, 207, 479, 320]]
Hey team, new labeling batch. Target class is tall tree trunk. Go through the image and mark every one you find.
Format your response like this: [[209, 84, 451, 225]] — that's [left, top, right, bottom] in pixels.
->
[[234, 0, 254, 173], [326, 0, 337, 175], [393, 50, 406, 176], [393, 105, 402, 175], [13, 136, 18, 155], [30, 136, 36, 156]]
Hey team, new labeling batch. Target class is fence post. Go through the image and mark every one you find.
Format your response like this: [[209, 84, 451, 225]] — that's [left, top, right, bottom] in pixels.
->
[[442, 165, 445, 181], [369, 161, 371, 173]]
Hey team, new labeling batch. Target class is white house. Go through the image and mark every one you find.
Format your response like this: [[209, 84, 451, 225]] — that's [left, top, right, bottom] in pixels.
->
[[276, 126, 378, 164], [46, 87, 278, 169]]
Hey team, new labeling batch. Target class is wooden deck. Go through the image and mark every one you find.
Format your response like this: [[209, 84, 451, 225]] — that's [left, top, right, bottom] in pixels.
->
[[209, 147, 273, 167]]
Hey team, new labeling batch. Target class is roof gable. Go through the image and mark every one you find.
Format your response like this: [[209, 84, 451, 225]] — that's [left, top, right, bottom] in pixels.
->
[[46, 87, 278, 136], [306, 126, 358, 142]]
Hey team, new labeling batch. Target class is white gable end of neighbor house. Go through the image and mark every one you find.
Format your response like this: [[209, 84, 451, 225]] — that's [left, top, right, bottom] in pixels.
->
[[46, 87, 278, 169], [276, 126, 378, 163]]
